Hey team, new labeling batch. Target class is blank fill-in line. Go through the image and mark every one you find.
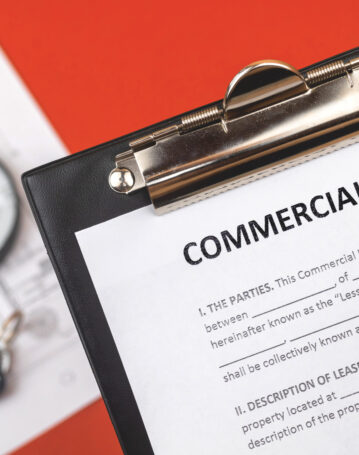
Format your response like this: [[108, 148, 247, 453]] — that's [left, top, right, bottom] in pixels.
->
[[341, 391, 359, 400], [290, 315, 359, 342], [252, 284, 336, 319], [219, 340, 286, 369]]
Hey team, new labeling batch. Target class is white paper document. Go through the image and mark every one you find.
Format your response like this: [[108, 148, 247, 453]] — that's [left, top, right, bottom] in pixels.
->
[[0, 48, 99, 454], [77, 141, 359, 454]]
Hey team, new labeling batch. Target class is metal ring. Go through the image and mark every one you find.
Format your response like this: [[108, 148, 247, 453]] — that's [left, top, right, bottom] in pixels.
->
[[0, 310, 22, 344]]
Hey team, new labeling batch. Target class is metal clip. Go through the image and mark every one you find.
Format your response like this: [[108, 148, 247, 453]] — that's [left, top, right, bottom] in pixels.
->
[[109, 53, 359, 214]]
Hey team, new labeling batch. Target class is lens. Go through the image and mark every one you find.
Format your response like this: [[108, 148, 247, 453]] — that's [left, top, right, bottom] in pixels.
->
[[0, 162, 19, 262]]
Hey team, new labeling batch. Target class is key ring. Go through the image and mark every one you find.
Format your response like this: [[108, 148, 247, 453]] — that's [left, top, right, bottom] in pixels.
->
[[0, 310, 22, 344]]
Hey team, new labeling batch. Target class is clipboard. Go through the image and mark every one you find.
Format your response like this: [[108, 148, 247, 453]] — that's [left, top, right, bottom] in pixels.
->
[[22, 48, 359, 455]]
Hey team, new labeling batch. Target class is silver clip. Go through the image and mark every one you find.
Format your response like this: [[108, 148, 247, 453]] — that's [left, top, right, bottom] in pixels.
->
[[109, 55, 359, 214]]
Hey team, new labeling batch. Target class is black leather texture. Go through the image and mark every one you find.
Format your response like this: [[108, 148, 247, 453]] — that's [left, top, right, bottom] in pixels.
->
[[23, 128, 156, 455]]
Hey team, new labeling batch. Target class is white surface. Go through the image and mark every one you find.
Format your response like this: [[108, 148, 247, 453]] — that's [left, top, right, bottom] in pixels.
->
[[0, 48, 99, 454], [78, 142, 359, 454]]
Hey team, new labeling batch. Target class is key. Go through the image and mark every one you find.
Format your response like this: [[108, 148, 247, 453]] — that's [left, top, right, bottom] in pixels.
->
[[0, 310, 22, 395], [0, 340, 11, 394]]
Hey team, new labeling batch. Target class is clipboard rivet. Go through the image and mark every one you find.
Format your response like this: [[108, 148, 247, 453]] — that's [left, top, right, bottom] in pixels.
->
[[109, 168, 134, 193]]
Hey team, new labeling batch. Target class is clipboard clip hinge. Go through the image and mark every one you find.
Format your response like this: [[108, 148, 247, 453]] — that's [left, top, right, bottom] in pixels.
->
[[129, 105, 223, 153], [109, 54, 359, 213]]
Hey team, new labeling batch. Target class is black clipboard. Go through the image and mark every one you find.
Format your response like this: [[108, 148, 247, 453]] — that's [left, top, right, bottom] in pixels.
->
[[22, 48, 359, 455]]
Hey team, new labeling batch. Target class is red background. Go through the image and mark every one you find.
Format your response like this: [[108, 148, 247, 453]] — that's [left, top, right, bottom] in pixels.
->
[[0, 1, 358, 453]]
